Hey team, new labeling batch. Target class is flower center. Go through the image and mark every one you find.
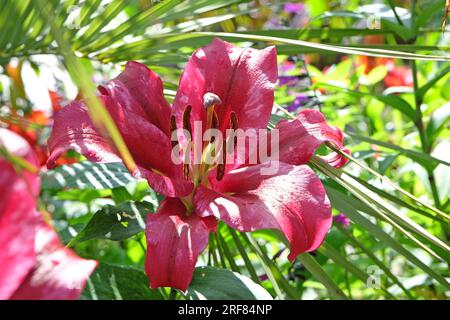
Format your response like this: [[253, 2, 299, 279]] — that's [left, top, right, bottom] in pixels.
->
[[170, 92, 239, 214]]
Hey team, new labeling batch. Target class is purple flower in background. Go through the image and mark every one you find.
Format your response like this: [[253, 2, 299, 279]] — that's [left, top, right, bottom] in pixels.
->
[[287, 93, 309, 112], [278, 75, 299, 87], [284, 2, 305, 14], [333, 213, 351, 228], [265, 17, 284, 29], [280, 60, 296, 72], [259, 274, 269, 281]]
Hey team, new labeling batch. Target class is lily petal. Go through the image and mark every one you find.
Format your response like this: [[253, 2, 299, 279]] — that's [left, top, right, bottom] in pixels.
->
[[46, 99, 121, 169], [276, 109, 349, 168], [99, 61, 171, 135], [0, 129, 39, 299], [195, 162, 331, 260], [145, 198, 216, 291], [136, 166, 193, 198], [1, 129, 97, 300], [10, 222, 97, 300], [172, 38, 277, 134], [47, 95, 189, 197]]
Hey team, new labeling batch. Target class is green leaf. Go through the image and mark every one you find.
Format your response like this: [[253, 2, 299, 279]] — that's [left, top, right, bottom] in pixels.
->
[[326, 186, 450, 290], [417, 64, 450, 101], [70, 201, 151, 244], [413, 1, 443, 30], [297, 253, 348, 300], [319, 242, 395, 299], [41, 161, 137, 190], [317, 83, 416, 120], [349, 174, 447, 223], [185, 266, 273, 300], [78, 0, 182, 52], [347, 132, 450, 169], [311, 156, 449, 261], [364, 65, 388, 85], [74, 0, 128, 47], [336, 226, 413, 299], [425, 102, 450, 145], [35, 0, 138, 172], [381, 19, 415, 42], [81, 263, 162, 300], [324, 146, 449, 220]]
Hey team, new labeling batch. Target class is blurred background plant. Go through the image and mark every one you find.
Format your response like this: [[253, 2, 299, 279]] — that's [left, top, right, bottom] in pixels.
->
[[0, 0, 449, 300]]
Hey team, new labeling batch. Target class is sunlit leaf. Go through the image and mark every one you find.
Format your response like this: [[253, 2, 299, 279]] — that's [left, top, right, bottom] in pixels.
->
[[185, 266, 273, 300]]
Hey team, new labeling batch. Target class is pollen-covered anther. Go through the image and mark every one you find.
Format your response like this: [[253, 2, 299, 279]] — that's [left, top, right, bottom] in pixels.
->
[[216, 164, 225, 181], [181, 106, 193, 180], [230, 111, 238, 149], [216, 139, 227, 181], [183, 163, 190, 180], [182, 105, 193, 136], [230, 111, 238, 130], [210, 110, 219, 143], [169, 115, 178, 149]]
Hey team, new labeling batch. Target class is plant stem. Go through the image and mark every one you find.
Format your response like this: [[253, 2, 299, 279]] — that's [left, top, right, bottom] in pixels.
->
[[386, 0, 404, 26], [409, 1, 448, 243], [244, 234, 300, 299], [208, 233, 220, 267], [214, 233, 228, 269], [337, 225, 414, 299], [411, 59, 441, 210], [297, 253, 348, 300], [168, 289, 177, 300], [216, 230, 239, 272], [228, 228, 260, 283]]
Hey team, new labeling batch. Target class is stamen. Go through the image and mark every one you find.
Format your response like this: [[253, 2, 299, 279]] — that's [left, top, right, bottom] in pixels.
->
[[169, 115, 178, 149], [182, 105, 192, 135], [216, 139, 227, 181], [228, 111, 238, 153], [182, 106, 193, 180], [212, 110, 219, 129], [216, 164, 225, 181], [230, 111, 238, 131], [210, 110, 219, 143], [183, 163, 190, 180]]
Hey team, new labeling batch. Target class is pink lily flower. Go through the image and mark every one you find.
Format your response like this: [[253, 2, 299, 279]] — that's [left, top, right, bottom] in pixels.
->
[[47, 39, 348, 291], [0, 128, 97, 300]]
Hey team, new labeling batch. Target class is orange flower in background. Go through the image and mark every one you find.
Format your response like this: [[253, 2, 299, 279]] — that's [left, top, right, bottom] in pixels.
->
[[355, 34, 413, 88], [4, 91, 77, 166], [384, 65, 414, 88], [48, 90, 64, 113], [356, 56, 394, 75], [356, 56, 413, 88], [6, 110, 49, 165]]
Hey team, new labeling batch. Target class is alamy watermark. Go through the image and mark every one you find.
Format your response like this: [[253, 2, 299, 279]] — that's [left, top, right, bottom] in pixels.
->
[[170, 121, 280, 176], [366, 265, 383, 289]]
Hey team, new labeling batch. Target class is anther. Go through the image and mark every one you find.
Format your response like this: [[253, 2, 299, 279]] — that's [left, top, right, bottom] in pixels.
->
[[182, 105, 192, 136], [169, 115, 178, 149], [216, 139, 227, 181], [183, 163, 190, 180], [230, 111, 238, 131], [210, 110, 219, 143], [212, 110, 219, 129], [216, 164, 225, 181], [229, 111, 238, 150]]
